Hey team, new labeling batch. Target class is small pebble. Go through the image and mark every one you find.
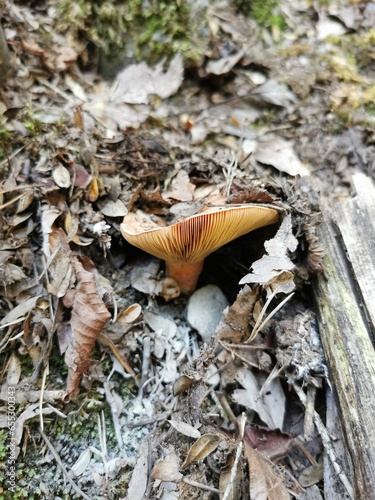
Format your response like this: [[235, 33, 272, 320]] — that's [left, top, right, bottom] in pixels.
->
[[187, 284, 229, 343]]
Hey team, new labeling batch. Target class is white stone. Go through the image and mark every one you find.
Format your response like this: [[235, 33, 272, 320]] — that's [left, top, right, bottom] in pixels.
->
[[187, 285, 229, 343]]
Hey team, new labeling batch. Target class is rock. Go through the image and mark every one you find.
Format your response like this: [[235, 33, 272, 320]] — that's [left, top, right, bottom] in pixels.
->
[[187, 285, 229, 343]]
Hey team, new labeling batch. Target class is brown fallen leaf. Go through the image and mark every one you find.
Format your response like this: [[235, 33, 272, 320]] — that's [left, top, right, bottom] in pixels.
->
[[216, 285, 257, 343], [180, 433, 222, 470], [245, 426, 293, 462], [173, 374, 200, 396], [151, 447, 183, 482], [162, 170, 196, 202], [64, 256, 111, 400], [219, 453, 244, 500], [244, 441, 290, 500]]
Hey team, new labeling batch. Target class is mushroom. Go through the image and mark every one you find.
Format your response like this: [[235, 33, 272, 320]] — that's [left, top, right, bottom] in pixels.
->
[[121, 204, 279, 295]]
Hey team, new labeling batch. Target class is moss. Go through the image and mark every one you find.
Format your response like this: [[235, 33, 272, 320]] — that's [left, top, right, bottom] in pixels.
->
[[330, 29, 375, 70], [0, 429, 7, 462], [23, 105, 43, 136], [56, 0, 206, 65], [250, 0, 286, 31], [278, 44, 311, 57], [0, 120, 13, 161], [325, 53, 363, 84]]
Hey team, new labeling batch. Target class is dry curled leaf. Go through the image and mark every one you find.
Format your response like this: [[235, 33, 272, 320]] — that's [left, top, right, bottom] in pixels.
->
[[117, 303, 142, 324], [65, 256, 111, 399], [180, 433, 222, 470], [173, 374, 199, 396]]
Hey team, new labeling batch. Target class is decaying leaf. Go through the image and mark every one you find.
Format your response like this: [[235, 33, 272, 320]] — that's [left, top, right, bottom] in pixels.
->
[[162, 170, 195, 202], [216, 285, 257, 342], [245, 426, 293, 462], [151, 447, 183, 482], [65, 256, 111, 399], [173, 374, 199, 396], [180, 433, 222, 470], [117, 303, 142, 324], [244, 441, 290, 500], [46, 228, 74, 298], [41, 206, 62, 257], [52, 164, 71, 188], [233, 367, 286, 430], [125, 438, 150, 500], [9, 403, 57, 459], [168, 419, 201, 439], [0, 295, 40, 326], [111, 54, 183, 105], [248, 79, 297, 108], [240, 215, 297, 288], [99, 199, 128, 217], [298, 461, 324, 488], [205, 49, 245, 76], [83, 54, 183, 130], [70, 448, 92, 478], [255, 135, 310, 177], [5, 353, 22, 386], [219, 453, 243, 500]]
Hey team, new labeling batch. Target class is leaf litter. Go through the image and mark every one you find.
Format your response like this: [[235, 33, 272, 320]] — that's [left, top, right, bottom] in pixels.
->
[[0, 0, 370, 498]]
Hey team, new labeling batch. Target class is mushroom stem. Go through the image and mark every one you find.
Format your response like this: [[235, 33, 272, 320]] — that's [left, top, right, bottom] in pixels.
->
[[165, 261, 204, 295]]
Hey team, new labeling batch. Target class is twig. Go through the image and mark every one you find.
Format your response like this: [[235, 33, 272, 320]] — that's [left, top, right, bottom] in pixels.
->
[[217, 392, 240, 434], [127, 410, 173, 429], [111, 295, 118, 323], [103, 381, 124, 450], [182, 476, 221, 494], [0, 145, 27, 169], [222, 342, 272, 350], [293, 383, 354, 500], [39, 365, 48, 432], [98, 411, 108, 464], [140, 335, 151, 391], [218, 341, 270, 372], [222, 413, 246, 500], [256, 363, 284, 400], [100, 332, 135, 376], [304, 385, 317, 440], [39, 429, 92, 500]]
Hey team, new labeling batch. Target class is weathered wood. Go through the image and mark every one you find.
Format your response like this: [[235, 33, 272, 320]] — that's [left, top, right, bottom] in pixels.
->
[[314, 173, 375, 500], [336, 173, 375, 336]]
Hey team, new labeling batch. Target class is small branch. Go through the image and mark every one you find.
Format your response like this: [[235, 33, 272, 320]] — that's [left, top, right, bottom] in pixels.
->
[[293, 384, 354, 500], [39, 429, 92, 500], [182, 476, 221, 494]]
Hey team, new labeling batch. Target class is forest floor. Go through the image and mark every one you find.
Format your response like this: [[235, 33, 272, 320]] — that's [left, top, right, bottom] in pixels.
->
[[0, 0, 374, 499]]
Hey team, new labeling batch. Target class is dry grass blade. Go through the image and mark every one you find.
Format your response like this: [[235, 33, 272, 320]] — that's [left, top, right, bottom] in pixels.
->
[[39, 429, 92, 500]]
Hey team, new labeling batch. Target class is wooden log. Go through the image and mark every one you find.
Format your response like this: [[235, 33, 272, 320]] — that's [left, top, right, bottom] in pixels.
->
[[314, 173, 375, 500]]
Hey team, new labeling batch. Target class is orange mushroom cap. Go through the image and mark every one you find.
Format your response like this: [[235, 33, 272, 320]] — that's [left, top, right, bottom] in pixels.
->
[[121, 204, 279, 295]]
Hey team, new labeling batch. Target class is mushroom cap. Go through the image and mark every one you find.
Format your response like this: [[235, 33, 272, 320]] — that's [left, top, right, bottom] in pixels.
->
[[121, 204, 279, 264]]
